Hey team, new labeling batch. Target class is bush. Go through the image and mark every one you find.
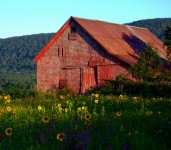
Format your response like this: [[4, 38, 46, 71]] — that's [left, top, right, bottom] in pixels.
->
[[104, 78, 171, 97]]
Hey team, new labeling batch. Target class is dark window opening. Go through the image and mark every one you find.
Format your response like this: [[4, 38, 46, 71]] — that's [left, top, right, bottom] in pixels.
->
[[70, 27, 76, 33], [68, 27, 77, 40], [58, 48, 60, 57], [62, 48, 63, 57]]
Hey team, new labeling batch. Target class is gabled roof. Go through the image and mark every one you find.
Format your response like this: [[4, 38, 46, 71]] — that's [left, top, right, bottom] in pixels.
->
[[34, 16, 167, 65]]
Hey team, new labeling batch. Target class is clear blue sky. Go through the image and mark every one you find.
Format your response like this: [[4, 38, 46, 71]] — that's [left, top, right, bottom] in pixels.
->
[[1, 0, 171, 38]]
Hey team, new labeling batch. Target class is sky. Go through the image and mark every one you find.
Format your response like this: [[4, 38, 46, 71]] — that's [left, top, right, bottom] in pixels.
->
[[0, 0, 171, 39]]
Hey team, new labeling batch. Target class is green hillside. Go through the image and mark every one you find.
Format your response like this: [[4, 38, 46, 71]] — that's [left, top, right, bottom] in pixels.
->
[[0, 33, 54, 72], [0, 33, 54, 95]]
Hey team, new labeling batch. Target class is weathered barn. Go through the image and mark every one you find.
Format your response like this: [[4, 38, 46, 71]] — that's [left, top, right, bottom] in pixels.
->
[[34, 16, 167, 93]]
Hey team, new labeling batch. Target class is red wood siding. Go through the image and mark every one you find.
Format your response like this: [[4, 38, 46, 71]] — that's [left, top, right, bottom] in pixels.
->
[[97, 65, 112, 84], [82, 67, 97, 93]]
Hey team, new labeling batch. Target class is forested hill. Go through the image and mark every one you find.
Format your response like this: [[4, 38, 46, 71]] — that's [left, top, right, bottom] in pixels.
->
[[0, 33, 54, 72], [127, 18, 171, 40], [0, 33, 54, 94]]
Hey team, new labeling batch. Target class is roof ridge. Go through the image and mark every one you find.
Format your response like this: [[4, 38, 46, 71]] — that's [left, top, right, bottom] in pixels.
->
[[72, 16, 148, 30], [72, 16, 123, 25], [126, 24, 148, 30]]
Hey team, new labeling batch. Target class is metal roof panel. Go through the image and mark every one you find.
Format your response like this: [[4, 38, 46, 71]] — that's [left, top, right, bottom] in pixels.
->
[[73, 17, 167, 64]]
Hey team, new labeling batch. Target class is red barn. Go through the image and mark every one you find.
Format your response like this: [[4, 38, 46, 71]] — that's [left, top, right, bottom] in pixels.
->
[[34, 16, 167, 93]]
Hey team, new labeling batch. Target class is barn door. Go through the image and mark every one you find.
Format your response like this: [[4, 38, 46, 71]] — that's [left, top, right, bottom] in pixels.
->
[[97, 65, 112, 84], [81, 67, 97, 93]]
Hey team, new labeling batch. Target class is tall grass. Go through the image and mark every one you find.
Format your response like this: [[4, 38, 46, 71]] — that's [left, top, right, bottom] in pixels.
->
[[0, 92, 171, 149]]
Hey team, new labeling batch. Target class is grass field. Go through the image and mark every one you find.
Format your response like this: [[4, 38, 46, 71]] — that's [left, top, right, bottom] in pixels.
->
[[0, 92, 171, 150]]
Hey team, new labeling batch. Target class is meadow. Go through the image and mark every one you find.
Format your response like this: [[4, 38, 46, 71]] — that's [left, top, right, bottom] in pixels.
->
[[0, 92, 171, 150]]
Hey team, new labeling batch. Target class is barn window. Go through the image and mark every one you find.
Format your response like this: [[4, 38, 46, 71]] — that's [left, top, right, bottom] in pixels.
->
[[58, 47, 64, 58], [68, 27, 77, 40], [62, 48, 64, 57], [58, 48, 60, 57], [70, 27, 76, 33]]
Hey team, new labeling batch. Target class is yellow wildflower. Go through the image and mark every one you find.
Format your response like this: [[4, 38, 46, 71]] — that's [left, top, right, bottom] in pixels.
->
[[7, 99, 11, 103], [5, 128, 12, 136], [7, 107, 12, 112], [60, 95, 65, 99], [42, 116, 49, 123], [116, 112, 122, 117], [7, 95, 10, 99], [95, 94, 99, 98], [94, 99, 98, 104], [91, 93, 95, 97], [85, 114, 91, 120], [132, 97, 138, 100], [82, 106, 85, 110], [119, 94, 124, 99], [57, 133, 65, 141], [52, 114, 57, 120], [4, 96, 8, 100], [58, 103, 62, 107], [77, 107, 81, 112], [133, 97, 139, 104], [38, 106, 42, 111], [65, 108, 68, 113], [146, 111, 153, 116]]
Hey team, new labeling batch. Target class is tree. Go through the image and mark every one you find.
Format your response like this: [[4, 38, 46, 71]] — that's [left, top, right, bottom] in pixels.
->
[[130, 44, 163, 81], [163, 25, 171, 62]]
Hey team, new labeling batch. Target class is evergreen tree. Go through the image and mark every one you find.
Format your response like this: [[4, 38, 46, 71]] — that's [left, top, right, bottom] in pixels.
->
[[130, 44, 163, 81]]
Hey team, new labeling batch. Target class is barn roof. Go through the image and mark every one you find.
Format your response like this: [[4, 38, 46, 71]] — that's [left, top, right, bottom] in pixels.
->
[[34, 16, 167, 64]]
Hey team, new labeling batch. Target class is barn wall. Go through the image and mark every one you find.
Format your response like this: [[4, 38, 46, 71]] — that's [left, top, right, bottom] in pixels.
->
[[37, 20, 130, 92], [37, 52, 60, 91]]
